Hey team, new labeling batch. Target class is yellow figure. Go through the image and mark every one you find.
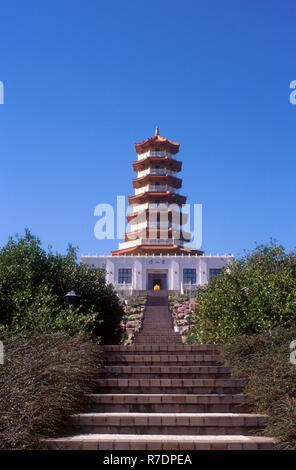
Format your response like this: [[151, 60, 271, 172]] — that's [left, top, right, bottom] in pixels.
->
[[153, 284, 160, 291]]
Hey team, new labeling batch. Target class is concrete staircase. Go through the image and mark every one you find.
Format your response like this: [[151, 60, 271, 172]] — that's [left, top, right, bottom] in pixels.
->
[[133, 292, 182, 344], [43, 291, 275, 450]]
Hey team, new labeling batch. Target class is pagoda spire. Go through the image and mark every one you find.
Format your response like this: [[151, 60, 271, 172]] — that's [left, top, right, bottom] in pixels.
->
[[155, 126, 159, 136]]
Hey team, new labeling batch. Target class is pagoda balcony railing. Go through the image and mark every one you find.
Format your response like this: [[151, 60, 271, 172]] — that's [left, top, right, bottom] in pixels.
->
[[148, 184, 179, 193], [137, 168, 177, 177], [131, 202, 188, 213], [149, 168, 175, 175], [129, 222, 178, 231], [135, 185, 179, 195], [117, 237, 185, 250], [147, 151, 167, 157], [138, 150, 180, 161], [140, 222, 175, 229], [141, 238, 184, 246], [130, 218, 187, 230]]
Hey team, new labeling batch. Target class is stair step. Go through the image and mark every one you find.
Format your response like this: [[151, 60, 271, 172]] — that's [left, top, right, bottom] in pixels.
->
[[42, 434, 276, 450], [134, 339, 181, 341], [96, 378, 244, 387], [104, 365, 231, 378], [68, 412, 266, 435], [135, 334, 179, 337], [135, 331, 175, 334], [103, 344, 219, 353], [135, 340, 183, 344], [135, 335, 180, 338], [105, 354, 221, 365], [96, 378, 244, 394], [87, 393, 250, 413]]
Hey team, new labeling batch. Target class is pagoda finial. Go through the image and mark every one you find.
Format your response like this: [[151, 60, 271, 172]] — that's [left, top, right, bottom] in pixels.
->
[[155, 126, 159, 136]]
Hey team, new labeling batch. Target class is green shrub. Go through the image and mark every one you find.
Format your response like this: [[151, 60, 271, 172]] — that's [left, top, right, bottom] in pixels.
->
[[188, 241, 296, 344], [220, 322, 296, 449], [0, 230, 123, 343], [5, 285, 101, 338], [0, 332, 103, 449]]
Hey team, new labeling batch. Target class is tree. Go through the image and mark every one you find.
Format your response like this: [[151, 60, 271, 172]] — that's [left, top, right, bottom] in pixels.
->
[[0, 230, 123, 343], [188, 240, 296, 344]]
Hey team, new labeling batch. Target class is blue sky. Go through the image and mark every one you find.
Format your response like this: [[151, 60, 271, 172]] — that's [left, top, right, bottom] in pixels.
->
[[0, 0, 295, 258]]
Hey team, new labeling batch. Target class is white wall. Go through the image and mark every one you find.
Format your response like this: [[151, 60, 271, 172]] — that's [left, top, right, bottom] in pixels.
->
[[81, 255, 234, 291]]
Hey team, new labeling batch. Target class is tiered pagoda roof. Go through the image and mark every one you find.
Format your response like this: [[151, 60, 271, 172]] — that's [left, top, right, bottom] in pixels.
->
[[132, 173, 182, 189], [111, 127, 203, 256], [132, 155, 182, 172], [135, 127, 180, 154]]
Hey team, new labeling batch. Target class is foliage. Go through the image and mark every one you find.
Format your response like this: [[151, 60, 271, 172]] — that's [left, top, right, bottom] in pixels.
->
[[220, 321, 296, 449], [188, 241, 296, 344], [0, 230, 123, 343], [0, 332, 103, 449], [121, 294, 147, 345]]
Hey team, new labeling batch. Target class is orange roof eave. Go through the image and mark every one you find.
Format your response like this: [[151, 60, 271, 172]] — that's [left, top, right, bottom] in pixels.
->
[[128, 192, 187, 205], [132, 174, 182, 189], [111, 244, 204, 256], [135, 133, 180, 155], [132, 155, 182, 169]]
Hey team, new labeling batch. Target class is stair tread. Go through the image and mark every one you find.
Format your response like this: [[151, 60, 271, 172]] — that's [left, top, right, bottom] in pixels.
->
[[71, 412, 266, 417], [97, 378, 243, 384], [104, 366, 228, 371], [43, 434, 275, 443], [87, 393, 248, 397]]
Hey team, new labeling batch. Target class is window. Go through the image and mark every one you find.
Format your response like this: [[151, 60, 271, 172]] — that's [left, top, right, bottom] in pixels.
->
[[209, 268, 222, 280], [183, 268, 196, 284], [118, 268, 132, 284], [155, 148, 160, 153]]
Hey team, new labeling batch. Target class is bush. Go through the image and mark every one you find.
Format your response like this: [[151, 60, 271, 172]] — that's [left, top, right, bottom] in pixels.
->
[[0, 332, 103, 449], [188, 241, 296, 344], [220, 322, 296, 449], [0, 230, 124, 343]]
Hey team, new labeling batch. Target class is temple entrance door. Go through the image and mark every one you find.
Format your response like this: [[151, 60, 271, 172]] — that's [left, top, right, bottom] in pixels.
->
[[147, 272, 167, 290]]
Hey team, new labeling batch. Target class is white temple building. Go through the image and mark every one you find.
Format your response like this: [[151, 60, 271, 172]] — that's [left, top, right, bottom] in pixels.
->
[[82, 128, 234, 293]]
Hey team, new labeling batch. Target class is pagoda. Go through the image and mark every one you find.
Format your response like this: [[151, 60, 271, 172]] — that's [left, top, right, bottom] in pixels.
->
[[112, 127, 203, 256]]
